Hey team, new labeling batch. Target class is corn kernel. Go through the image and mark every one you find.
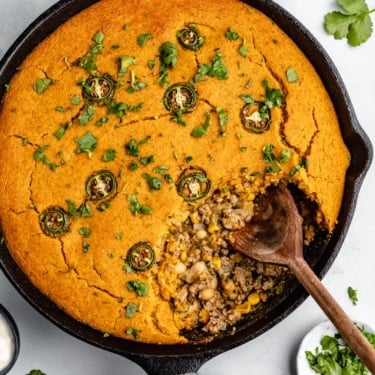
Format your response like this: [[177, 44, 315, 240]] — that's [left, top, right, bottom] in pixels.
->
[[208, 224, 219, 233], [212, 256, 221, 270], [180, 250, 187, 262], [248, 292, 261, 306], [236, 301, 252, 314]]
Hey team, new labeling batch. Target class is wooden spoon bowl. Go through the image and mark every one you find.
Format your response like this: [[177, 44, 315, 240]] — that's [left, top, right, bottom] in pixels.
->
[[232, 183, 375, 373]]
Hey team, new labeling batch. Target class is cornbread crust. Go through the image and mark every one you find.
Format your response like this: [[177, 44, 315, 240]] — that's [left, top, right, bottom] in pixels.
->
[[0, 0, 349, 344]]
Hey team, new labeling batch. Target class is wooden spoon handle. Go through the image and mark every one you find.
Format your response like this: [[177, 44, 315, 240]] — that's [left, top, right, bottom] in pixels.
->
[[289, 257, 375, 373]]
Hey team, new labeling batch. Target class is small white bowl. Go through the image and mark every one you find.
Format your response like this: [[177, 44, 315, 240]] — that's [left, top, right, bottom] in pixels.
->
[[296, 320, 374, 375]]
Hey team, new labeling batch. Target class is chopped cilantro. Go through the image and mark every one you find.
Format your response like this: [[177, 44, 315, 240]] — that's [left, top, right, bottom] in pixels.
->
[[286, 66, 299, 83], [126, 327, 140, 340], [158, 41, 178, 87], [125, 303, 138, 318], [118, 55, 136, 77], [238, 38, 248, 57], [77, 30, 104, 72], [305, 325, 375, 374], [79, 105, 96, 125], [125, 139, 140, 156], [33, 78, 53, 94], [102, 148, 117, 162], [348, 286, 359, 305], [75, 131, 98, 157], [126, 280, 148, 296], [225, 28, 240, 40], [137, 33, 153, 46], [191, 113, 210, 138], [142, 173, 162, 191], [192, 49, 228, 82], [33, 146, 57, 171], [263, 144, 290, 173], [71, 95, 81, 105], [78, 227, 91, 237], [128, 195, 153, 216], [53, 122, 72, 140]]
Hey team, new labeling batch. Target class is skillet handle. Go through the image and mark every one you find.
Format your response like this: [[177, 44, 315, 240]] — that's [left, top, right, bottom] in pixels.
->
[[125, 353, 212, 375]]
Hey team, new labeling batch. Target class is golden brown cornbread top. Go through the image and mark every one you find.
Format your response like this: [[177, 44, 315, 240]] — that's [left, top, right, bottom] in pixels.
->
[[0, 0, 349, 344]]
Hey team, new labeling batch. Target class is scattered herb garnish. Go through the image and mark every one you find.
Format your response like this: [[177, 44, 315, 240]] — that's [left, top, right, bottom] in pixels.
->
[[126, 139, 140, 156], [126, 280, 148, 296], [77, 30, 105, 72], [158, 41, 178, 87], [71, 95, 81, 105], [78, 227, 91, 237], [128, 195, 153, 216], [66, 200, 93, 218], [118, 56, 136, 77], [137, 33, 153, 46], [238, 38, 248, 57], [79, 105, 96, 125], [142, 173, 163, 191], [286, 66, 299, 83], [191, 113, 211, 138], [33, 145, 57, 171], [53, 122, 72, 140], [348, 286, 359, 305], [33, 78, 53, 94], [192, 49, 228, 82], [140, 155, 155, 166], [263, 144, 291, 173], [26, 370, 47, 375], [127, 70, 147, 93], [305, 325, 375, 374], [125, 302, 138, 318], [96, 116, 109, 126], [263, 79, 285, 109], [75, 131, 98, 157], [225, 28, 240, 41], [103, 148, 117, 162], [324, 0, 375, 46], [126, 327, 140, 340]]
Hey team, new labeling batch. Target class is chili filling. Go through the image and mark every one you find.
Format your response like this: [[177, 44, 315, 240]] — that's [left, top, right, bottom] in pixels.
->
[[177, 26, 204, 51], [240, 102, 270, 134], [127, 242, 155, 271], [82, 74, 115, 102], [163, 83, 197, 113], [85, 170, 117, 201], [39, 206, 70, 237], [177, 167, 211, 202]]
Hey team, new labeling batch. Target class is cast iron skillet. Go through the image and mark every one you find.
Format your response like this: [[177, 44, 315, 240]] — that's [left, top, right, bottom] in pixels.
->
[[0, 0, 372, 374]]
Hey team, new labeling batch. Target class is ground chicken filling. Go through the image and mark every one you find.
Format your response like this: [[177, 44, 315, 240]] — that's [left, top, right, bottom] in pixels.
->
[[157, 180, 291, 337]]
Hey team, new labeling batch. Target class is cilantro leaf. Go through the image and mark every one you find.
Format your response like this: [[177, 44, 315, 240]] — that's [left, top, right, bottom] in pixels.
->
[[325, 12, 360, 39], [337, 0, 369, 14], [75, 132, 98, 156], [347, 13, 373, 46]]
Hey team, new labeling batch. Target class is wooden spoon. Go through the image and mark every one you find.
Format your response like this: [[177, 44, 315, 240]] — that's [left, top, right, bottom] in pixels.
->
[[232, 183, 375, 373]]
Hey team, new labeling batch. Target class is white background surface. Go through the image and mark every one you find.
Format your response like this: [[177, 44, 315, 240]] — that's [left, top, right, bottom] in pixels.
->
[[1, 0, 375, 374]]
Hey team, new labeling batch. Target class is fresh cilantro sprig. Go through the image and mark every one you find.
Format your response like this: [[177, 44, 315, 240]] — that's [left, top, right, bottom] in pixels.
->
[[324, 0, 375, 46]]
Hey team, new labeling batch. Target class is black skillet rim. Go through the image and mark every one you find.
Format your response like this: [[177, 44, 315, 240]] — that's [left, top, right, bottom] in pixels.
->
[[0, 0, 372, 365]]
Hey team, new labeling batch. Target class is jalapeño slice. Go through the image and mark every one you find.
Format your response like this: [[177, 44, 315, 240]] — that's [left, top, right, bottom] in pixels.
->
[[86, 170, 117, 201], [177, 26, 204, 51], [82, 74, 115, 102], [39, 206, 70, 237], [177, 167, 211, 202], [240, 102, 270, 134], [127, 242, 155, 271], [163, 83, 197, 113]]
